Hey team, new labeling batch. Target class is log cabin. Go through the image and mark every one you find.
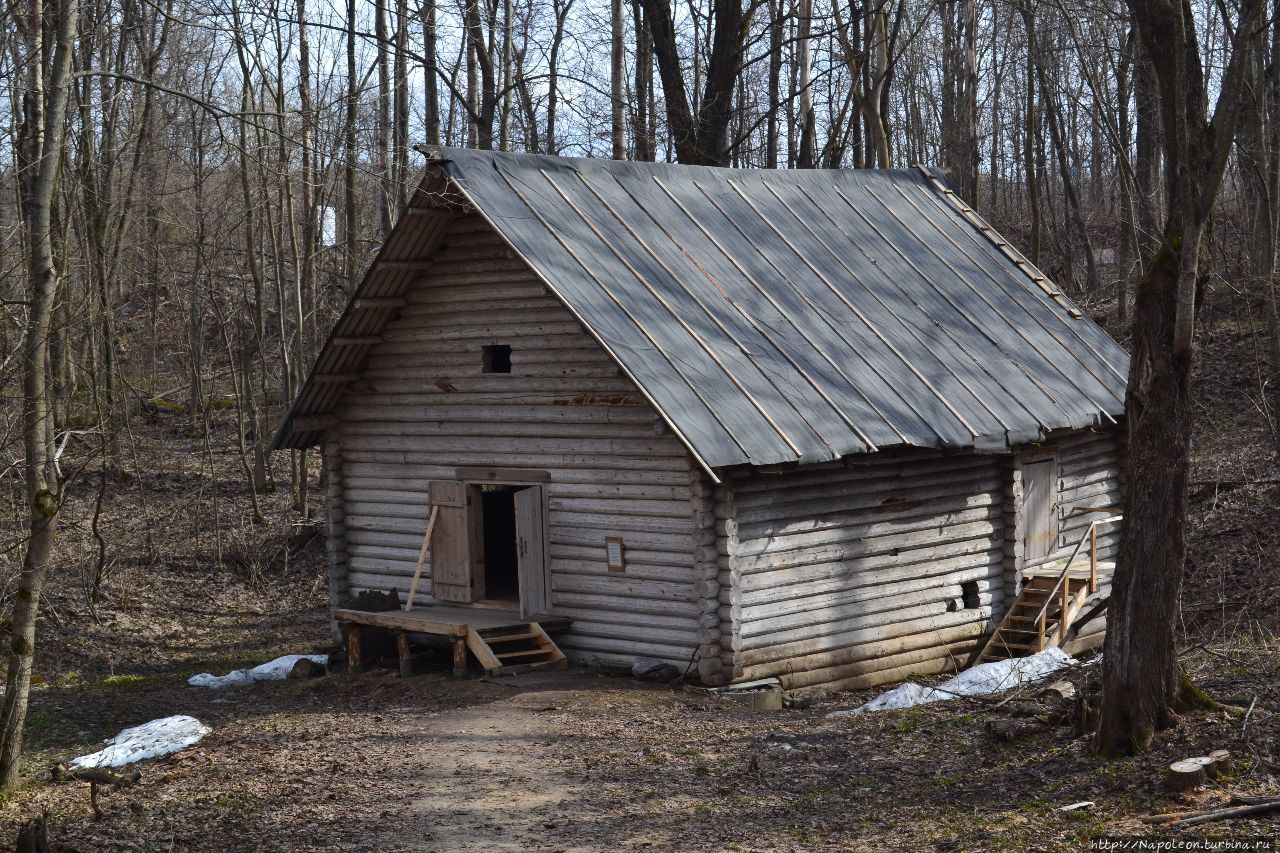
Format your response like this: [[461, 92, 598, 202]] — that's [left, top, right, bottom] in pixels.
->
[[270, 148, 1129, 691]]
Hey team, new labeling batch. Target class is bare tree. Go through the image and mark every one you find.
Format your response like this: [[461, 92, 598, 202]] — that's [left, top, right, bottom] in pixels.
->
[[1096, 0, 1265, 755], [0, 0, 81, 791]]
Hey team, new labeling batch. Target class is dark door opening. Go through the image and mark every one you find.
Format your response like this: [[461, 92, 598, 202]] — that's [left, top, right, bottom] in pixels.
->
[[478, 486, 523, 604]]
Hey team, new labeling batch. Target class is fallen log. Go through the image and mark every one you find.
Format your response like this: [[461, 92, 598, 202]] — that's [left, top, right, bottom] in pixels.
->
[[1168, 800, 1280, 829], [51, 764, 141, 820]]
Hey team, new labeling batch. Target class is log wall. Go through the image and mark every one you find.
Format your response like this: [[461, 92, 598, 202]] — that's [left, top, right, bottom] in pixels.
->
[[1054, 428, 1124, 559], [330, 215, 704, 667], [718, 451, 1007, 692]]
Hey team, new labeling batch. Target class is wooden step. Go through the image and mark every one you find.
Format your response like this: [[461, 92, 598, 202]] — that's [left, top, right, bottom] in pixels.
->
[[482, 631, 541, 644], [495, 648, 555, 660], [465, 621, 567, 676]]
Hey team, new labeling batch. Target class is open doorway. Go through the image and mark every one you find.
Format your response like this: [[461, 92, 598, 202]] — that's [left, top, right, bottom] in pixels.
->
[[470, 483, 547, 616], [478, 486, 522, 605]]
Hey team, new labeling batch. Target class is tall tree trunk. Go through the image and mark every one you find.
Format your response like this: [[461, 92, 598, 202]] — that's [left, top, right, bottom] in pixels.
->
[[0, 0, 79, 792], [345, 0, 359, 286], [421, 0, 441, 146], [796, 0, 815, 168], [1133, 20, 1162, 265], [640, 0, 748, 165], [1025, 46, 1042, 265], [765, 0, 782, 168], [633, 0, 653, 161], [375, 0, 392, 234], [611, 0, 626, 158], [1096, 0, 1264, 756], [1021, 1, 1098, 294]]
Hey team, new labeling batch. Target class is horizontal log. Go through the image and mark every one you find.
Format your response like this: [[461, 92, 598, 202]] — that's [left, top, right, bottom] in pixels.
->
[[737, 604, 993, 666], [736, 562, 1002, 629], [551, 528, 694, 553], [551, 574, 696, 602], [735, 591, 996, 653], [737, 539, 1002, 594], [556, 636, 693, 668], [743, 621, 986, 685], [728, 449, 975, 494], [553, 542, 695, 569], [787, 639, 977, 692], [723, 549, 1001, 606], [339, 421, 666, 446], [732, 496, 1001, 552], [733, 518, 1002, 575], [406, 281, 546, 303], [341, 449, 692, 472], [730, 472, 1005, 526], [338, 403, 654, 426], [553, 591, 700, 619]]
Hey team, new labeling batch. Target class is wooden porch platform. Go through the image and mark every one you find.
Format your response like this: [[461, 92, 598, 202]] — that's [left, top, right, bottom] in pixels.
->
[[1023, 559, 1116, 581], [335, 605, 570, 678]]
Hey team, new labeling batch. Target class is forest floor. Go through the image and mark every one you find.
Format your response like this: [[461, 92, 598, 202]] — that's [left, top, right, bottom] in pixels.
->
[[0, 294, 1277, 850]]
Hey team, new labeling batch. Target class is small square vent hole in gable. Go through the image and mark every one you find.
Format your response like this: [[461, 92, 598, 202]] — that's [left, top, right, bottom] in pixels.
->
[[483, 344, 512, 373]]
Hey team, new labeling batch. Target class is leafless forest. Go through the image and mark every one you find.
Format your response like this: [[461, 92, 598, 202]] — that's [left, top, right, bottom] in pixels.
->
[[2, 0, 1280, 844]]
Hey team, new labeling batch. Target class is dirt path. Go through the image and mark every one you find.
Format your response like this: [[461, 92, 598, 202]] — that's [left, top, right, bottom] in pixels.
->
[[379, 678, 596, 853]]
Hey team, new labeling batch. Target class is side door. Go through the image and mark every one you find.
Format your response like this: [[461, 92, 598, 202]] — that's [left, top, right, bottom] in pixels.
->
[[513, 486, 548, 618], [1021, 459, 1058, 563], [427, 480, 472, 603]]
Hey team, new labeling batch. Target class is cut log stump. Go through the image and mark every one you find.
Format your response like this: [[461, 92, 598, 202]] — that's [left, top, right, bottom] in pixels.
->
[[1167, 759, 1207, 792]]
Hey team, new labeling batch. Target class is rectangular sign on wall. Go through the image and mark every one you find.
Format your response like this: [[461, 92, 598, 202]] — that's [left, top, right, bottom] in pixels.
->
[[605, 537, 625, 572]]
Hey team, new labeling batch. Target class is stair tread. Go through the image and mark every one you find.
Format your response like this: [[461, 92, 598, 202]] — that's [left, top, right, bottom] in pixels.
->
[[484, 632, 541, 643], [495, 648, 555, 660]]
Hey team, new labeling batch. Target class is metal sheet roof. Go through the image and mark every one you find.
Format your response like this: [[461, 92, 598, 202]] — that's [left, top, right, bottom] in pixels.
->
[[274, 148, 1129, 471]]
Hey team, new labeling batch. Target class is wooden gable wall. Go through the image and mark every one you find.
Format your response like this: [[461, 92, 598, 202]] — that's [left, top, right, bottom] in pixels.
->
[[323, 214, 707, 667]]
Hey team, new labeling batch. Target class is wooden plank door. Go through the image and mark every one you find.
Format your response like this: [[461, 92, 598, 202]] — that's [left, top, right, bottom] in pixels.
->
[[428, 480, 472, 603], [514, 486, 547, 618], [1022, 460, 1057, 563]]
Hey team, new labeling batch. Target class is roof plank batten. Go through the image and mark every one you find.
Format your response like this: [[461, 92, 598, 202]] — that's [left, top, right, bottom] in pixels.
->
[[856, 183, 1099, 421], [686, 179, 945, 445], [883, 181, 1122, 412], [746, 178, 1008, 438], [772, 180, 1025, 439], [909, 180, 1129, 392], [828, 184, 1067, 432], [602, 172, 866, 455], [549, 169, 811, 461], [647, 175, 894, 449]]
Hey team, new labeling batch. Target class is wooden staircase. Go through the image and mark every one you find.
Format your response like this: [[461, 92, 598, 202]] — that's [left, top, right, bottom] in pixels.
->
[[978, 573, 1093, 662], [977, 510, 1122, 664], [465, 622, 567, 676]]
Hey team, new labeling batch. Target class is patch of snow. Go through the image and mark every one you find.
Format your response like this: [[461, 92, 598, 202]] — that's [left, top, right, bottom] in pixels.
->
[[826, 648, 1075, 717], [70, 715, 211, 769], [187, 654, 327, 689]]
